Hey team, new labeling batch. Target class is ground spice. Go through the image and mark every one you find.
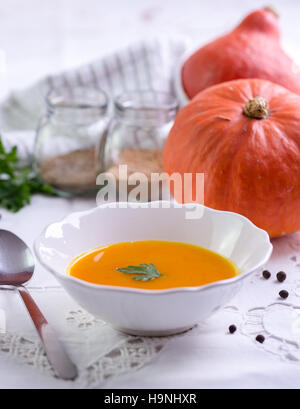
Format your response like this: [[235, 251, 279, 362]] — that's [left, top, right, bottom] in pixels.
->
[[106, 148, 165, 199], [40, 148, 97, 192], [107, 148, 164, 178], [41, 148, 165, 197]]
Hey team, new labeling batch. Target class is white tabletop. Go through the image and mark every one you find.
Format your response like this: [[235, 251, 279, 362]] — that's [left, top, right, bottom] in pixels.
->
[[1, 196, 300, 389], [1, 0, 300, 389]]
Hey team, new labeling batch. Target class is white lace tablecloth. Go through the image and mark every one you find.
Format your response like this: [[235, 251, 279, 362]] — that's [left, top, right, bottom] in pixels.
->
[[0, 195, 300, 389]]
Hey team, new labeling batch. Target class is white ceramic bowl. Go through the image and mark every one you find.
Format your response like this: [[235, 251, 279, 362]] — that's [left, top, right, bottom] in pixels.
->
[[34, 202, 272, 336]]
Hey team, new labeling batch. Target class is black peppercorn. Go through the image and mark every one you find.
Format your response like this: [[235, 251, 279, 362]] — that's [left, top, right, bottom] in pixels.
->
[[276, 271, 286, 283], [262, 270, 271, 279], [229, 325, 237, 334], [256, 335, 265, 344], [279, 290, 289, 299]]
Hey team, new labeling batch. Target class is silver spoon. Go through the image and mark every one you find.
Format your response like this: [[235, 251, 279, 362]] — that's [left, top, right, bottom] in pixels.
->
[[0, 229, 78, 380]]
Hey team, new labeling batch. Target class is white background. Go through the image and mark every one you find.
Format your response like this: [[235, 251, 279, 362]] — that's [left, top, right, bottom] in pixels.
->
[[1, 0, 300, 95]]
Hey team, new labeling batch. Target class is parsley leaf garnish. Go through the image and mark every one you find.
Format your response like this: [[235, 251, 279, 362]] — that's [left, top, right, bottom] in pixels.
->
[[116, 263, 162, 282], [0, 136, 55, 212]]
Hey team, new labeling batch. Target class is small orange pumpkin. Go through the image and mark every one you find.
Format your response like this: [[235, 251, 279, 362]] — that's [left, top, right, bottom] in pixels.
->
[[163, 78, 300, 237], [182, 7, 300, 98]]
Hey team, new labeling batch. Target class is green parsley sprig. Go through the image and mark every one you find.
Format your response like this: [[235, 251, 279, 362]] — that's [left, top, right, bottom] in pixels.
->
[[0, 136, 55, 212], [116, 263, 162, 282]]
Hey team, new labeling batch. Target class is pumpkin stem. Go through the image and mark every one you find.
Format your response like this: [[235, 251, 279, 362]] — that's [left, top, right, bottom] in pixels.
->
[[264, 6, 279, 18], [243, 96, 270, 120]]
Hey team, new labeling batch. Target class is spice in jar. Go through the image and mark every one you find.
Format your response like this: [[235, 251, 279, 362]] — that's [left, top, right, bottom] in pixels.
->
[[40, 148, 97, 192], [105, 148, 166, 199]]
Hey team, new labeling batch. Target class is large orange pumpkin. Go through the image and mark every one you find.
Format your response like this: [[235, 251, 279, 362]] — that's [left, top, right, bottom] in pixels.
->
[[163, 78, 300, 238], [182, 7, 300, 98]]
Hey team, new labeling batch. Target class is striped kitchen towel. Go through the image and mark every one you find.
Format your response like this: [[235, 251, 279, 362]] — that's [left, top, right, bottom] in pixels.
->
[[0, 35, 189, 134]]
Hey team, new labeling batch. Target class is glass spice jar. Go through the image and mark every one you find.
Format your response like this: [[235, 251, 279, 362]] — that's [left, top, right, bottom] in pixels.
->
[[34, 86, 109, 196], [97, 91, 178, 201]]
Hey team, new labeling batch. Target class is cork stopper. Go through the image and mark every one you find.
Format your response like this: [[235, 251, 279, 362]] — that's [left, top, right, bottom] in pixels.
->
[[243, 96, 270, 120]]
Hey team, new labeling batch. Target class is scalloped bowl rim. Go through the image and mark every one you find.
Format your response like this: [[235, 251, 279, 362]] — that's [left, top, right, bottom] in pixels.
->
[[34, 201, 273, 295]]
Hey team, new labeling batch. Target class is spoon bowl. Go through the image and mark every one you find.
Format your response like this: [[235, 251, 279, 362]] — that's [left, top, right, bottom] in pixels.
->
[[0, 230, 34, 285]]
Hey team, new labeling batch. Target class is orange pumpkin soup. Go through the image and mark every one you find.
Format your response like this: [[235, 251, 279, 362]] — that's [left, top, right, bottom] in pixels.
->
[[67, 241, 240, 289]]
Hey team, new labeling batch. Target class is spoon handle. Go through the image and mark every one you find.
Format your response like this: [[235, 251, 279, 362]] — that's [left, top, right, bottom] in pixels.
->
[[17, 286, 78, 380]]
